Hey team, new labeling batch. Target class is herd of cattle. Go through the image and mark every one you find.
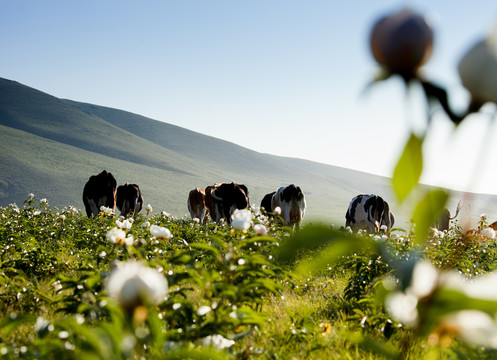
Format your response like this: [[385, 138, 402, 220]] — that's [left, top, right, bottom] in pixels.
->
[[82, 170, 461, 233]]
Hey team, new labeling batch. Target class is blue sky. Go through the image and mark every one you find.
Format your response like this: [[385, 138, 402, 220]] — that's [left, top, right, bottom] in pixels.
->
[[2, 1, 497, 194]]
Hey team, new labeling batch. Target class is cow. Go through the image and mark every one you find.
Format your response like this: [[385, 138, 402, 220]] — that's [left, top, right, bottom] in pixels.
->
[[187, 188, 209, 224], [345, 194, 394, 233], [116, 183, 144, 217], [432, 201, 462, 231], [204, 182, 250, 224], [260, 191, 276, 213], [82, 170, 117, 218], [271, 184, 306, 229]]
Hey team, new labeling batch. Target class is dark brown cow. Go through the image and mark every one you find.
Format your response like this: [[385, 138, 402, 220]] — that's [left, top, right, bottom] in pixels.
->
[[432, 201, 462, 231], [187, 188, 208, 224], [82, 170, 117, 218], [260, 191, 276, 213], [116, 183, 144, 217], [204, 182, 249, 224], [271, 185, 306, 228]]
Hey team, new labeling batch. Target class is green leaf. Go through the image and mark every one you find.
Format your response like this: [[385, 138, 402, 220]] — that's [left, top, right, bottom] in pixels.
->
[[276, 224, 377, 275], [412, 188, 449, 244], [392, 133, 424, 203]]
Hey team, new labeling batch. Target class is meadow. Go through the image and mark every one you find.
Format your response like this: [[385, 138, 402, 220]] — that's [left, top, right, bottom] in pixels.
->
[[2, 195, 497, 359]]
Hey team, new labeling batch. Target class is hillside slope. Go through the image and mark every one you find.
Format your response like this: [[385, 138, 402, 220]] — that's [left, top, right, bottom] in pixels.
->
[[1, 77, 495, 227]]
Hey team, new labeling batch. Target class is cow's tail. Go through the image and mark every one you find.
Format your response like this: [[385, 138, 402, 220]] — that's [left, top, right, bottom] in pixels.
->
[[450, 201, 462, 220]]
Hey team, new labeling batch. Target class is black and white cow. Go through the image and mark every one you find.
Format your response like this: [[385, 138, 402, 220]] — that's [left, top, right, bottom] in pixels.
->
[[116, 183, 144, 217], [345, 194, 394, 232], [260, 191, 276, 213], [82, 170, 117, 218], [204, 182, 250, 224], [271, 184, 306, 229]]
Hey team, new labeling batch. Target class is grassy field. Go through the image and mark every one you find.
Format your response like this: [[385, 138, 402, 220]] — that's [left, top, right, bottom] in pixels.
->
[[4, 77, 496, 227], [2, 196, 497, 359]]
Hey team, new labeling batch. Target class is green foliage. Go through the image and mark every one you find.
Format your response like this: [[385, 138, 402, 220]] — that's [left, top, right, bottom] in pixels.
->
[[392, 132, 424, 203]]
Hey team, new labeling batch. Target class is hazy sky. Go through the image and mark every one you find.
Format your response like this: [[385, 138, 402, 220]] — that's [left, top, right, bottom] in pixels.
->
[[2, 1, 497, 194]]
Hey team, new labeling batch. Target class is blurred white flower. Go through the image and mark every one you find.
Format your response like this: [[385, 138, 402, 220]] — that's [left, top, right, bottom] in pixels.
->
[[385, 261, 438, 326], [197, 305, 212, 316], [40, 198, 48, 204], [100, 206, 114, 216], [273, 206, 282, 216], [458, 24, 497, 106], [150, 225, 172, 240], [231, 209, 252, 231], [482, 227, 496, 239], [106, 227, 134, 246], [385, 291, 419, 326], [33, 210, 41, 216], [27, 193, 34, 200], [106, 261, 168, 310], [59, 215, 66, 221], [145, 204, 153, 213], [116, 219, 133, 230], [200, 334, 235, 349], [141, 221, 151, 228], [439, 310, 497, 348], [254, 224, 268, 236]]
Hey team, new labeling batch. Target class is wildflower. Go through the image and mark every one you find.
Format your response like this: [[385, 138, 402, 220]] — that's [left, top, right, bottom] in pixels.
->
[[33, 210, 41, 216], [150, 225, 172, 240], [141, 221, 151, 228], [27, 193, 34, 200], [100, 206, 114, 216], [481, 227, 496, 239], [59, 215, 66, 221], [200, 334, 235, 349], [106, 260, 168, 310], [197, 306, 212, 316], [40, 198, 48, 204], [458, 23, 497, 106], [231, 209, 252, 231], [320, 323, 332, 336], [385, 261, 438, 326], [106, 227, 134, 246], [254, 224, 268, 236], [145, 204, 153, 213], [273, 206, 282, 216], [116, 219, 133, 230]]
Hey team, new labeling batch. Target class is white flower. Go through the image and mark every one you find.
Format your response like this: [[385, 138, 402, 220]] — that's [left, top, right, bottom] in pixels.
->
[[116, 219, 133, 230], [40, 198, 48, 204], [200, 334, 235, 349], [273, 206, 282, 216], [145, 204, 153, 213], [106, 261, 168, 310], [106, 227, 134, 246], [385, 261, 438, 326], [100, 206, 114, 216], [150, 225, 172, 240], [254, 224, 267, 236], [141, 221, 151, 228], [33, 210, 41, 216], [27, 193, 34, 200], [231, 209, 252, 231], [197, 305, 212, 316], [458, 24, 497, 106], [385, 291, 419, 326], [59, 215, 66, 221], [482, 227, 496, 239], [439, 310, 497, 348]]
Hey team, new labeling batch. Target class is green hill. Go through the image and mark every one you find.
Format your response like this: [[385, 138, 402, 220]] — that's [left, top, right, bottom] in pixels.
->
[[0, 77, 494, 227]]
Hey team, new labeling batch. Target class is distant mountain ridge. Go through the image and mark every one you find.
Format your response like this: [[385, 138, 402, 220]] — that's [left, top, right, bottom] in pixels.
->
[[0, 77, 495, 227]]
